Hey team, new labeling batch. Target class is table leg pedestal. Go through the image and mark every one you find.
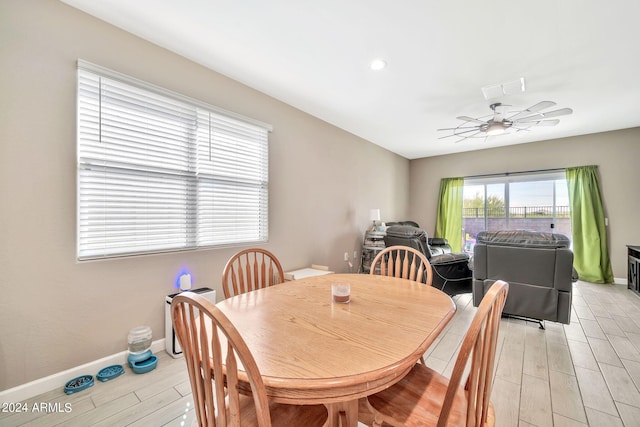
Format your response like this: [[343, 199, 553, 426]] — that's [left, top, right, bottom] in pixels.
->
[[327, 399, 359, 427]]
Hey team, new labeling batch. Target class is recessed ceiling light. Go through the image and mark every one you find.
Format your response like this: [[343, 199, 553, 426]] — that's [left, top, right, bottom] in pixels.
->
[[370, 59, 387, 71]]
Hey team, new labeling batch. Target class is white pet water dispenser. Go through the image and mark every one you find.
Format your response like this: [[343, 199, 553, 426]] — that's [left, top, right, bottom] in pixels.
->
[[127, 325, 158, 374]]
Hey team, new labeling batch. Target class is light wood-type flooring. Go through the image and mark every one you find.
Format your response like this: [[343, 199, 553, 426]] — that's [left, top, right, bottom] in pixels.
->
[[2, 280, 640, 426]]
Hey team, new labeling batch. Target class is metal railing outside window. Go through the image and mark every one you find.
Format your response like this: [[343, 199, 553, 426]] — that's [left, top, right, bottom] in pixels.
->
[[463, 206, 571, 218]]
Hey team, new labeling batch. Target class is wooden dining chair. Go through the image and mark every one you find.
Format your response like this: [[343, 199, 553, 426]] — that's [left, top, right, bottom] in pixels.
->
[[370, 245, 433, 286], [171, 292, 328, 427], [370, 245, 433, 364], [222, 248, 285, 298], [365, 280, 509, 427]]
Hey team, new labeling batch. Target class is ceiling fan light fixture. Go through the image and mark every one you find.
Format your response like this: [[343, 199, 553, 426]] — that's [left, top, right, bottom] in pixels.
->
[[486, 122, 506, 136]]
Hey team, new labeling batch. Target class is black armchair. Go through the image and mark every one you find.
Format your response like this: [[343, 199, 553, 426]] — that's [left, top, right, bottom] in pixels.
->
[[383, 223, 472, 295]]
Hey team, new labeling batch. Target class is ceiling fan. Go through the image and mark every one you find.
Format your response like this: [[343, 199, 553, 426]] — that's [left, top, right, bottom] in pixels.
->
[[438, 101, 573, 143]]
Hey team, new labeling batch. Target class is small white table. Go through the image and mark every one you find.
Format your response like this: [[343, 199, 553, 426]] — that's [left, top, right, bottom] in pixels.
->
[[283, 264, 333, 281]]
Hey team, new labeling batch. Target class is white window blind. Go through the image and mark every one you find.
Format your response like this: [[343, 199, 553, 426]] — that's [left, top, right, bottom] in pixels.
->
[[77, 61, 270, 260]]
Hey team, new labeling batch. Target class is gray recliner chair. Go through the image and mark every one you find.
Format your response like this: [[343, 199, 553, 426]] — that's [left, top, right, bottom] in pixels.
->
[[472, 230, 574, 325]]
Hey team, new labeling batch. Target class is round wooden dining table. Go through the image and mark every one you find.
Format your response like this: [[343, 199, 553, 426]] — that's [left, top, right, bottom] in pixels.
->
[[216, 273, 456, 427]]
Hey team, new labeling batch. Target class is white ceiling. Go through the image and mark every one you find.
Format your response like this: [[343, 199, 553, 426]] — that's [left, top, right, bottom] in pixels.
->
[[61, 0, 640, 159]]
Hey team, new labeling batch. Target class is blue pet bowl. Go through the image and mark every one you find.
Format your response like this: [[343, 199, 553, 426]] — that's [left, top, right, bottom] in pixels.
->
[[64, 375, 94, 394], [97, 365, 125, 382], [131, 354, 158, 374]]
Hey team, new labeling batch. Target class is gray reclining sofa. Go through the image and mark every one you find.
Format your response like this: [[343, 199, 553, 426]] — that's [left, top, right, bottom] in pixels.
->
[[472, 230, 574, 325]]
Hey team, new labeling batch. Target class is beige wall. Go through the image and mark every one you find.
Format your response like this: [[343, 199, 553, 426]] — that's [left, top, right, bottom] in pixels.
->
[[409, 127, 640, 280], [0, 0, 409, 390]]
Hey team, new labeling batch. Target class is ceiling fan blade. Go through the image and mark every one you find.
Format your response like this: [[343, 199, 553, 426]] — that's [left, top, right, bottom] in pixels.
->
[[454, 131, 483, 143], [456, 116, 486, 124], [533, 119, 561, 126], [526, 100, 557, 112], [507, 101, 557, 121], [439, 133, 463, 140], [437, 125, 480, 131], [512, 113, 542, 123], [438, 127, 482, 139], [513, 107, 573, 123], [540, 107, 573, 118], [510, 122, 536, 130], [515, 119, 560, 128], [438, 128, 479, 139]]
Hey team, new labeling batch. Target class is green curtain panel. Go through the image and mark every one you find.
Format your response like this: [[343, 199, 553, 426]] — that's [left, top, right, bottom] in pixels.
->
[[566, 165, 614, 284], [435, 177, 464, 253]]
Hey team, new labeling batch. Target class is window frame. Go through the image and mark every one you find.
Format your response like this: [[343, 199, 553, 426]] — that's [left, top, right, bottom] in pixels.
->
[[76, 60, 272, 261], [462, 170, 571, 252]]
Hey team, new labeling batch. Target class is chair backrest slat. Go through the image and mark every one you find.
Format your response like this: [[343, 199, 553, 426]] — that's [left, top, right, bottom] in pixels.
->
[[172, 292, 274, 427], [437, 280, 508, 427], [370, 245, 433, 286], [223, 248, 285, 298], [251, 252, 259, 292]]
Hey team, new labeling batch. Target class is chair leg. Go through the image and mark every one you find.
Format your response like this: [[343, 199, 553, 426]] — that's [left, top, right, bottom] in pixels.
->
[[419, 356, 426, 364], [485, 401, 496, 426]]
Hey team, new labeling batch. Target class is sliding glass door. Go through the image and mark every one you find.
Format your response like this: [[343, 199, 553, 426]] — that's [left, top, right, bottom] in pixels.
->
[[462, 171, 570, 253]]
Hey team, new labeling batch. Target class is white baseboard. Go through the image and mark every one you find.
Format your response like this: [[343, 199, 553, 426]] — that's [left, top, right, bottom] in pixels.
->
[[614, 277, 627, 285], [0, 339, 166, 403]]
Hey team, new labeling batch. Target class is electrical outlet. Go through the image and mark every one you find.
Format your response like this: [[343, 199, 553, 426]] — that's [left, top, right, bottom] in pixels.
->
[[344, 252, 349, 262], [353, 250, 358, 260]]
